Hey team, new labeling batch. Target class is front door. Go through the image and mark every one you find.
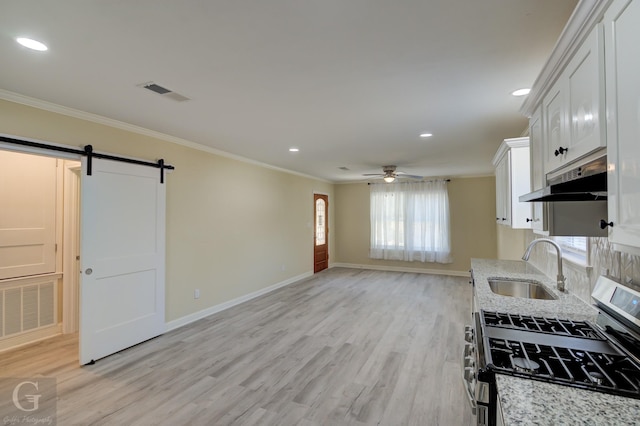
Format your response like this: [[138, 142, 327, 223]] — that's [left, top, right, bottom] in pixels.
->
[[314, 194, 329, 273], [79, 158, 166, 364]]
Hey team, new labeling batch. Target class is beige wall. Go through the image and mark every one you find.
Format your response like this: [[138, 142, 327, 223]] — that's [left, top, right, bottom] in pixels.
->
[[0, 99, 334, 322], [334, 177, 497, 274], [497, 226, 527, 260]]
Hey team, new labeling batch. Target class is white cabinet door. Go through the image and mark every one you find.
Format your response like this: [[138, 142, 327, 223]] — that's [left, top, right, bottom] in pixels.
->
[[0, 151, 57, 279], [542, 79, 567, 174], [80, 158, 166, 364], [509, 143, 532, 229], [566, 24, 606, 161], [543, 25, 605, 174], [493, 138, 531, 229], [605, 0, 640, 251], [495, 153, 510, 225], [529, 107, 546, 233]]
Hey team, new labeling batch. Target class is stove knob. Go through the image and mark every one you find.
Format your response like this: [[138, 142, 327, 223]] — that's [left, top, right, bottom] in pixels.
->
[[464, 343, 475, 357], [464, 367, 475, 382], [464, 356, 475, 368], [464, 328, 474, 343]]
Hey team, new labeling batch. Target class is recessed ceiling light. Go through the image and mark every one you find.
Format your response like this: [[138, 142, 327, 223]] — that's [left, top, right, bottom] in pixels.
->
[[289, 147, 299, 152], [16, 37, 48, 51], [420, 133, 433, 138], [512, 88, 531, 97]]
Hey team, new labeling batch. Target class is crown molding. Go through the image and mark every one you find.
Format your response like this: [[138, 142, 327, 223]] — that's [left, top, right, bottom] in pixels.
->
[[520, 0, 613, 117], [0, 89, 331, 184]]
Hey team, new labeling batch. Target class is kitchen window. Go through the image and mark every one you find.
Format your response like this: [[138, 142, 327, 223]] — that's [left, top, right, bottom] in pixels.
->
[[369, 180, 452, 263], [554, 236, 589, 266]]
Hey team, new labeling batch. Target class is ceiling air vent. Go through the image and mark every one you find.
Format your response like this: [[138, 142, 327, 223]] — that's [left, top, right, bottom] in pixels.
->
[[139, 81, 190, 102]]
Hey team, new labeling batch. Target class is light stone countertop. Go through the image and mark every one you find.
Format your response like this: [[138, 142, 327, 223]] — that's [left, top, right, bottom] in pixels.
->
[[471, 258, 640, 426], [471, 258, 598, 322]]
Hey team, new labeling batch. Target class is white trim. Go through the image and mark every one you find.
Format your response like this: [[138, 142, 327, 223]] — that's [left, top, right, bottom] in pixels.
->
[[492, 137, 529, 166], [165, 271, 313, 332], [62, 162, 81, 334], [330, 263, 469, 277], [0, 89, 331, 183]]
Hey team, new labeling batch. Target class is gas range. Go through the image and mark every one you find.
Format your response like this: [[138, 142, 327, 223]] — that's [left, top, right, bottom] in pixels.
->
[[481, 311, 640, 399], [463, 275, 640, 425]]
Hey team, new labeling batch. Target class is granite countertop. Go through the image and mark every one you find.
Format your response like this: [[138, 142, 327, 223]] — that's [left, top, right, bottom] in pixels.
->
[[471, 258, 598, 322], [471, 258, 640, 426]]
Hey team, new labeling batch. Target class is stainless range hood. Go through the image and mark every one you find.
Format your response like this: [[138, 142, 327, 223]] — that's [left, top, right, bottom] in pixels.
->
[[519, 156, 607, 202]]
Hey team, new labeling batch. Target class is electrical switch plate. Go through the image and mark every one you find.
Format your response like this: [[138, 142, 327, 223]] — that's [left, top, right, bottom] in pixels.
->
[[194, 289, 200, 299]]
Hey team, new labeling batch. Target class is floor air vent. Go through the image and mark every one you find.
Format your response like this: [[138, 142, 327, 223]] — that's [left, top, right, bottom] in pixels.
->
[[139, 82, 190, 102]]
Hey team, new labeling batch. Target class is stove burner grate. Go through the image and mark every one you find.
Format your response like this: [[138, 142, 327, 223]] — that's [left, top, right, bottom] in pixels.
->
[[482, 311, 604, 340], [486, 337, 640, 399]]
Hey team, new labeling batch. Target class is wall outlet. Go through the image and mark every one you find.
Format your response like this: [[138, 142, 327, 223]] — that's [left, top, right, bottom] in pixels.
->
[[194, 289, 200, 299]]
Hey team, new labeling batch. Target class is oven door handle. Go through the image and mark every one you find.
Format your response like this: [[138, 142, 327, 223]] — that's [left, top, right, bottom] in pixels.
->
[[461, 347, 477, 415]]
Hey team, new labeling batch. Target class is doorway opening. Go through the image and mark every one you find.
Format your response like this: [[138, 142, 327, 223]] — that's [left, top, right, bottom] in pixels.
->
[[0, 149, 81, 356]]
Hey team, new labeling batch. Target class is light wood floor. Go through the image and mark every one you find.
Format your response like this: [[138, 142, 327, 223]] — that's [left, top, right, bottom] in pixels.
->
[[1, 268, 474, 425]]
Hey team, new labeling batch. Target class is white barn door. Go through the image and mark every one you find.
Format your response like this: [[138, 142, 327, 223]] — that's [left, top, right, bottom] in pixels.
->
[[79, 158, 166, 364]]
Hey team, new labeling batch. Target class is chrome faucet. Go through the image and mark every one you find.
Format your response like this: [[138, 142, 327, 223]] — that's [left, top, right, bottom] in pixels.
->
[[522, 238, 566, 292]]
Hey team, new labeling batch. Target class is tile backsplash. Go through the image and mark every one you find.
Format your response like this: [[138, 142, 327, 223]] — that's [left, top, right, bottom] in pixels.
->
[[524, 231, 640, 304]]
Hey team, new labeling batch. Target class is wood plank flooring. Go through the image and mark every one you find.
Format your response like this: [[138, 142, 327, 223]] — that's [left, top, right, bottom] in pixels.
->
[[0, 268, 474, 425]]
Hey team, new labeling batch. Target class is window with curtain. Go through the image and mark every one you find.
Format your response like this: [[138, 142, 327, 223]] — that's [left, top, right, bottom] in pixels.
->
[[369, 180, 452, 263]]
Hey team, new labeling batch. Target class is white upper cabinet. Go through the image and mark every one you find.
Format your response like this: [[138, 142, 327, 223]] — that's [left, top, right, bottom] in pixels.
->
[[543, 24, 606, 174], [604, 0, 640, 253], [494, 152, 511, 225], [542, 79, 567, 174], [493, 138, 531, 229], [528, 107, 546, 233], [566, 25, 606, 159]]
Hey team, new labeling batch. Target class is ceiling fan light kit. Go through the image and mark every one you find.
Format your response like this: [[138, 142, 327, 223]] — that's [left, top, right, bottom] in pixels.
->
[[363, 165, 423, 183]]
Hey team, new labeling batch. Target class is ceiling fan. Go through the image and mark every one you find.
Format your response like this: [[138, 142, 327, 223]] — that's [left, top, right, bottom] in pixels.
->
[[363, 165, 423, 183]]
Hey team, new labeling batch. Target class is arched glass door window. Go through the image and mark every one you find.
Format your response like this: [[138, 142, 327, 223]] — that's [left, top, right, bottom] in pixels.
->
[[315, 198, 326, 245]]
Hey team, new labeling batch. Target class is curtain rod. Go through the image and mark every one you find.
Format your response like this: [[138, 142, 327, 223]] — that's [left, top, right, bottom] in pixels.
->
[[367, 179, 450, 185], [0, 135, 174, 183]]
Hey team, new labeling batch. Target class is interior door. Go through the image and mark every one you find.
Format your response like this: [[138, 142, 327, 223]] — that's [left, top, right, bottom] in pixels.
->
[[313, 194, 329, 273], [0, 151, 57, 280], [79, 158, 166, 364]]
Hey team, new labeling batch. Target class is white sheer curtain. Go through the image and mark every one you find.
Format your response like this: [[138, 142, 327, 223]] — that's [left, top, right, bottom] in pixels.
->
[[370, 180, 452, 263]]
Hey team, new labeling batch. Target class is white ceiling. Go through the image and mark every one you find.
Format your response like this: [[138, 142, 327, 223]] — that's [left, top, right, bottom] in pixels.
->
[[0, 0, 577, 182]]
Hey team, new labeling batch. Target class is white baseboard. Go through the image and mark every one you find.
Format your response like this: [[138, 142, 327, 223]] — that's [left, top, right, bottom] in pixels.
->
[[165, 271, 314, 332], [330, 262, 469, 277]]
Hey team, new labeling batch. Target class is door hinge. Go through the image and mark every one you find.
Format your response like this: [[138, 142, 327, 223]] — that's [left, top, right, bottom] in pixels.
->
[[55, 243, 58, 252]]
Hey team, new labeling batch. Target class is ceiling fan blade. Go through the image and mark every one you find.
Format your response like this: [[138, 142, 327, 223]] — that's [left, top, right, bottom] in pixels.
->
[[362, 173, 385, 176], [396, 173, 423, 179]]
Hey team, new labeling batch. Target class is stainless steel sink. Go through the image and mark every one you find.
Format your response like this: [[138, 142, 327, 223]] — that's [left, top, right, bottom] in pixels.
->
[[488, 278, 558, 300]]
